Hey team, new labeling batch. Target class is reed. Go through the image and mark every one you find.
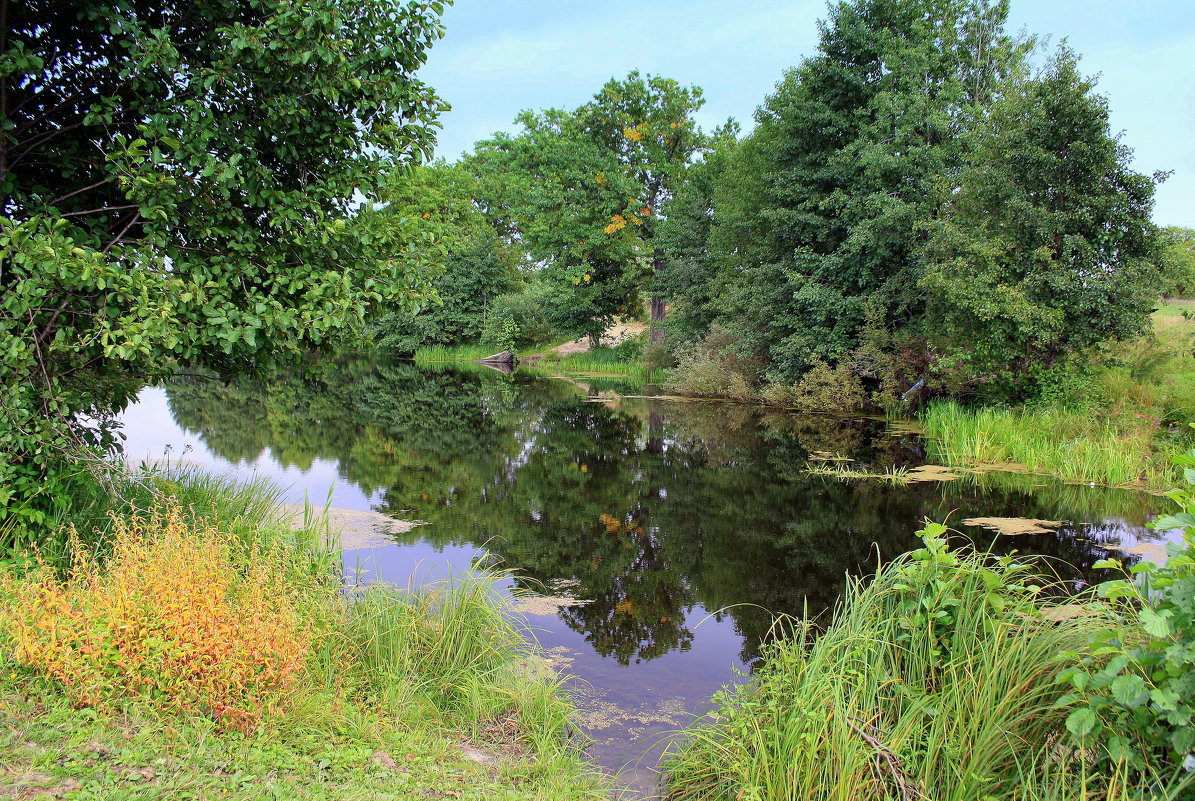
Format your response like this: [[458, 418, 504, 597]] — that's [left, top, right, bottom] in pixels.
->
[[662, 528, 1168, 801], [921, 400, 1170, 487], [412, 343, 499, 362]]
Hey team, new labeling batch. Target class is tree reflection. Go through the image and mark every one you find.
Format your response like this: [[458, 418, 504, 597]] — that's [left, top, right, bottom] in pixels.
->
[[165, 359, 1160, 666]]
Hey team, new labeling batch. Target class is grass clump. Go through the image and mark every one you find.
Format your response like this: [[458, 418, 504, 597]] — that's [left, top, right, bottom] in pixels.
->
[[413, 343, 501, 362], [922, 400, 1169, 487], [662, 523, 1185, 801]]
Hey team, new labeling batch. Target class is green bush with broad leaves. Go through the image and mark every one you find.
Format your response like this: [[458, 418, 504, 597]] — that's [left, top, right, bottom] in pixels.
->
[[1057, 431, 1195, 782], [1, 0, 451, 527]]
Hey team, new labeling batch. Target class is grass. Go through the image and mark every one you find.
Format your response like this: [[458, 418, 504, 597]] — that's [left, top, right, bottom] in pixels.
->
[[412, 344, 501, 363], [529, 347, 662, 379], [920, 301, 1195, 490], [661, 529, 1190, 801], [0, 466, 605, 800], [921, 401, 1170, 488]]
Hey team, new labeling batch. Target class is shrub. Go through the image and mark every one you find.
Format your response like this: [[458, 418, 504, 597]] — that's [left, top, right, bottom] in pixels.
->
[[0, 506, 312, 729], [665, 324, 762, 400], [642, 338, 675, 371], [481, 291, 556, 350], [1056, 439, 1195, 783], [761, 358, 868, 412]]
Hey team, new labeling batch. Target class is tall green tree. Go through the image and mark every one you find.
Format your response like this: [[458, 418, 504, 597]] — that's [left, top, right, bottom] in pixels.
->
[[709, 0, 1021, 381], [574, 72, 709, 341], [469, 110, 643, 348], [0, 0, 448, 523], [921, 48, 1161, 390]]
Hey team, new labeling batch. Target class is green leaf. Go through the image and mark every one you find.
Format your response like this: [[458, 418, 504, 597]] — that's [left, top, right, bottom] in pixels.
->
[[1110, 674, 1146, 706], [1066, 707, 1099, 738], [1139, 607, 1173, 639]]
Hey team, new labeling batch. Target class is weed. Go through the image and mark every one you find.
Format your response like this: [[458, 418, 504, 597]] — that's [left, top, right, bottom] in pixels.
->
[[0, 506, 311, 729]]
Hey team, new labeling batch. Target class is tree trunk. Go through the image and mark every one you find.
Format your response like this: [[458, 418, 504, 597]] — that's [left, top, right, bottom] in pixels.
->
[[649, 296, 666, 343], [588, 331, 601, 350]]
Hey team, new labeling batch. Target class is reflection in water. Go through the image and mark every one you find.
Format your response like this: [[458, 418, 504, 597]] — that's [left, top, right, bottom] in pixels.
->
[[122, 356, 1167, 793]]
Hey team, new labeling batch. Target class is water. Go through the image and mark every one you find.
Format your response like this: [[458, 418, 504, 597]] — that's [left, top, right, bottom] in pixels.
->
[[118, 357, 1172, 796]]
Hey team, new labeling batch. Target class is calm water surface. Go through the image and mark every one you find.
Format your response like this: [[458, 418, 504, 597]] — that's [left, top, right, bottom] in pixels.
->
[[117, 358, 1171, 797]]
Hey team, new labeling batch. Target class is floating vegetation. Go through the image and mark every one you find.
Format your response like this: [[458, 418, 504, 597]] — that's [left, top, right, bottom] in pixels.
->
[[961, 517, 1065, 536], [905, 464, 962, 483], [807, 463, 962, 484]]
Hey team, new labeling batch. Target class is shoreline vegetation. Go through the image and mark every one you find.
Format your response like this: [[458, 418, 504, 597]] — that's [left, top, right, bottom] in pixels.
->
[[405, 300, 1195, 492], [4, 461, 1192, 800], [660, 517, 1195, 800], [0, 466, 605, 800]]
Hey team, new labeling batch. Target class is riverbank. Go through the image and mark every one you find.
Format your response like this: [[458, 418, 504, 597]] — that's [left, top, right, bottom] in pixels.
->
[[0, 466, 605, 800], [662, 514, 1195, 800], [654, 300, 1195, 490]]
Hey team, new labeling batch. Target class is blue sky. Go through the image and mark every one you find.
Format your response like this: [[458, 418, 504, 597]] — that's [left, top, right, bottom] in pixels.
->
[[419, 0, 1194, 227]]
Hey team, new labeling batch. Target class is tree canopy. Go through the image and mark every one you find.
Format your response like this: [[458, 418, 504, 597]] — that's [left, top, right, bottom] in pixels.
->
[[0, 0, 449, 523]]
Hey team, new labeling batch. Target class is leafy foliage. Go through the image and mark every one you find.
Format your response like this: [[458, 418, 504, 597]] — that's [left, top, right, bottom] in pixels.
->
[[0, 506, 312, 729], [1057, 438, 1195, 781], [1158, 227, 1195, 298], [363, 163, 522, 354], [922, 48, 1161, 388], [0, 0, 448, 525]]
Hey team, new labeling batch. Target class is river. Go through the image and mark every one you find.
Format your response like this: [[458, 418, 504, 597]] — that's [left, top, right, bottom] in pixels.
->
[[117, 356, 1171, 796]]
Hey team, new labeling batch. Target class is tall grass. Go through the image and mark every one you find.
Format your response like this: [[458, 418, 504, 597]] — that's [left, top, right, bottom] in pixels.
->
[[339, 575, 578, 753], [532, 347, 661, 379], [413, 344, 498, 362], [662, 529, 1179, 801], [0, 464, 594, 782], [922, 400, 1170, 487]]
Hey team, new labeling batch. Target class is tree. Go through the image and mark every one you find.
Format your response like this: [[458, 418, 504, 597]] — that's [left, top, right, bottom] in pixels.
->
[[465, 73, 708, 348], [707, 0, 1022, 381], [574, 72, 709, 342], [0, 0, 449, 524], [656, 122, 739, 344], [1158, 227, 1195, 298], [469, 110, 644, 348], [921, 47, 1161, 391], [363, 162, 522, 354]]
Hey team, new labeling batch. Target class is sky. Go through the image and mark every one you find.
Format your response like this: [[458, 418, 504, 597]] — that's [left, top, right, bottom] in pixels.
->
[[419, 0, 1195, 227]]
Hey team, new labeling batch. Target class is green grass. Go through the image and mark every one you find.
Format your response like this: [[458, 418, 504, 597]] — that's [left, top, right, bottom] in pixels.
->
[[0, 467, 605, 801], [919, 304, 1195, 490], [412, 344, 499, 363], [921, 400, 1170, 488], [661, 531, 1189, 801], [529, 347, 662, 379]]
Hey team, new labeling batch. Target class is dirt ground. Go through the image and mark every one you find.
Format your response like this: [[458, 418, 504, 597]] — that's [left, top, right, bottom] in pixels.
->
[[548, 318, 648, 356]]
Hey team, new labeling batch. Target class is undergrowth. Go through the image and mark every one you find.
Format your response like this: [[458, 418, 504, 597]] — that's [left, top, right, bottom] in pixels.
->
[[662, 523, 1192, 800], [0, 466, 604, 800]]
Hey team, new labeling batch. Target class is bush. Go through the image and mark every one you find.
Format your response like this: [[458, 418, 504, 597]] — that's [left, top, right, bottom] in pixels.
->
[[0, 506, 312, 729], [1057, 439, 1195, 782], [481, 290, 556, 350], [761, 359, 868, 412], [642, 338, 675, 371], [665, 325, 762, 400]]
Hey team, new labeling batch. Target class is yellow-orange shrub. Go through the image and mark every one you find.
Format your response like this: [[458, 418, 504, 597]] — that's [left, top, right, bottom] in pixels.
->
[[0, 507, 311, 729]]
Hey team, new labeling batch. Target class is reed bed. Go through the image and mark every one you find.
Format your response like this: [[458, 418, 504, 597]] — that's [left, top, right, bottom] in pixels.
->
[[662, 529, 1171, 801], [921, 401, 1169, 487], [412, 344, 499, 362]]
